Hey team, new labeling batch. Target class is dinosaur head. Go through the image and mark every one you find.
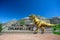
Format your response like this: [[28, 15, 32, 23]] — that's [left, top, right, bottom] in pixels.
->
[[29, 14, 36, 19]]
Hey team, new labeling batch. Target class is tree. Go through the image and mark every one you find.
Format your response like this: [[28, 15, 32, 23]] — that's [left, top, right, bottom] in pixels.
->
[[19, 19, 26, 30], [0, 23, 2, 32], [53, 24, 60, 35], [20, 19, 25, 25]]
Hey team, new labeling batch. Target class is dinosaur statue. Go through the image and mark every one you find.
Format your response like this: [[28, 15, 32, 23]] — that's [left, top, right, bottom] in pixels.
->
[[29, 14, 56, 34]]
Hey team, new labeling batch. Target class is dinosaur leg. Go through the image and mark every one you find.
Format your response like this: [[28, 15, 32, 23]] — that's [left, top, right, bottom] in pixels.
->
[[41, 27, 45, 34], [34, 27, 39, 34]]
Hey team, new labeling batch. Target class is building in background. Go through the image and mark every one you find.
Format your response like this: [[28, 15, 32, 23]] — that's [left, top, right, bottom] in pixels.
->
[[50, 17, 60, 24], [2, 15, 50, 32]]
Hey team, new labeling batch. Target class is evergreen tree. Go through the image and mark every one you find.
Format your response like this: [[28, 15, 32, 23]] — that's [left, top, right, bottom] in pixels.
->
[[0, 23, 2, 32]]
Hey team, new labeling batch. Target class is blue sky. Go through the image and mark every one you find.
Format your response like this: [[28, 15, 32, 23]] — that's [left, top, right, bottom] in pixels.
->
[[0, 0, 60, 23]]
